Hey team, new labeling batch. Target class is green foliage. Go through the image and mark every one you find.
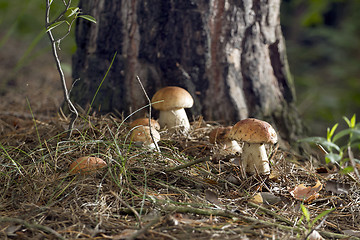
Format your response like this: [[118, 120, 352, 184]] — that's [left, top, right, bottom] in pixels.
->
[[45, 0, 97, 137], [299, 203, 335, 232], [78, 14, 96, 24], [281, 0, 360, 136], [46, 6, 96, 33], [299, 114, 360, 169]]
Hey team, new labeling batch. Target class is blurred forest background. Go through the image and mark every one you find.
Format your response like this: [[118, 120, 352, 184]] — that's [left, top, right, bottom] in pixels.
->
[[0, 0, 359, 137]]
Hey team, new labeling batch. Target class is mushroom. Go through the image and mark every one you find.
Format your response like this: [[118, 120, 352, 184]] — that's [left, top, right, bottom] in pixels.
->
[[130, 118, 160, 131], [151, 86, 194, 133], [228, 118, 277, 175], [209, 126, 241, 154], [69, 156, 107, 175], [130, 125, 161, 150]]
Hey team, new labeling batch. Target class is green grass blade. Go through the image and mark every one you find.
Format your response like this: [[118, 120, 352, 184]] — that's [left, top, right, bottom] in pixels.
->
[[311, 208, 335, 227], [87, 51, 117, 115], [0, 144, 24, 176], [300, 204, 310, 223]]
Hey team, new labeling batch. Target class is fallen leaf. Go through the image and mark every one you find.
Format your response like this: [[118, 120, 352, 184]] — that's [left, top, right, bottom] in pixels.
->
[[250, 193, 263, 204], [260, 192, 282, 205], [325, 180, 350, 194], [205, 189, 222, 206], [250, 192, 282, 205], [289, 180, 323, 203], [226, 174, 241, 185], [5, 224, 22, 237]]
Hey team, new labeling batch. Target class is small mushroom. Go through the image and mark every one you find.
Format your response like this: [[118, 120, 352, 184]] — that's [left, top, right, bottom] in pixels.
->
[[69, 156, 107, 175], [151, 86, 194, 133], [209, 126, 241, 154], [131, 126, 161, 150], [228, 118, 277, 175], [130, 118, 160, 131]]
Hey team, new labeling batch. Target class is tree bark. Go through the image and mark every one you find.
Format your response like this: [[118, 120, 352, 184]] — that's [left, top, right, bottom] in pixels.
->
[[71, 0, 303, 143]]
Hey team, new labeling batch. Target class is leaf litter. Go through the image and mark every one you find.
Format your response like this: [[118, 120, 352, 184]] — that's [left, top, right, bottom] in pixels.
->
[[0, 114, 360, 239]]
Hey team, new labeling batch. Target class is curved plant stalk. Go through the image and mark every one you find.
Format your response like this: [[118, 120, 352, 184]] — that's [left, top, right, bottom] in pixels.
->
[[45, 0, 78, 138]]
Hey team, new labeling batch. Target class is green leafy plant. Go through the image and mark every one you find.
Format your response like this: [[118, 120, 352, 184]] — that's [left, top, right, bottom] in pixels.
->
[[299, 204, 334, 229], [46, 6, 96, 33], [298, 203, 335, 239], [45, 0, 96, 138], [300, 114, 360, 172]]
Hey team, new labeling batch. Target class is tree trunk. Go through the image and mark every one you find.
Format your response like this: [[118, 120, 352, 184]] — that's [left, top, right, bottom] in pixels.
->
[[71, 0, 303, 143]]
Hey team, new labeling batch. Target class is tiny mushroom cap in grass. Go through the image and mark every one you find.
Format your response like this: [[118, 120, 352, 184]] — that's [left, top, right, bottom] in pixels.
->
[[130, 118, 160, 131], [131, 125, 161, 150], [69, 156, 107, 175], [151, 86, 194, 133], [228, 118, 277, 175], [209, 126, 241, 154]]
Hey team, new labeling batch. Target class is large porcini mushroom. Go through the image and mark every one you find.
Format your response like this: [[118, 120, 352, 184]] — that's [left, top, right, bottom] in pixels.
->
[[228, 118, 277, 175], [69, 156, 107, 175], [130, 126, 161, 150], [151, 86, 194, 133], [209, 126, 241, 154], [130, 118, 160, 131]]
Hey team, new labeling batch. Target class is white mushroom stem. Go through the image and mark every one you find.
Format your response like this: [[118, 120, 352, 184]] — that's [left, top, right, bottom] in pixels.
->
[[158, 108, 190, 132], [241, 142, 270, 175]]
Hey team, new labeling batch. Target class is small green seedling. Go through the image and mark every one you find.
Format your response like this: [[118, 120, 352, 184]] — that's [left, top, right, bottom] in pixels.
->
[[298, 204, 335, 238], [46, 6, 96, 33], [45, 0, 96, 137], [299, 114, 360, 173]]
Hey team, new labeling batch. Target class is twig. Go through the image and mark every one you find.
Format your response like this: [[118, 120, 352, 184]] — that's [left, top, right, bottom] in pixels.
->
[[247, 202, 294, 226], [147, 229, 178, 240], [160, 204, 360, 240], [126, 215, 162, 240], [0, 216, 65, 240], [110, 190, 142, 228], [45, 0, 78, 138], [46, 0, 72, 26], [164, 156, 210, 173], [163, 204, 304, 232], [136, 76, 160, 152], [119, 196, 360, 240]]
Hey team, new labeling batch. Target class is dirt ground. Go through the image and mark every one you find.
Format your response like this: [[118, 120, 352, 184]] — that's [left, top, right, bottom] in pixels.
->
[[1, 38, 360, 240], [0, 36, 68, 117]]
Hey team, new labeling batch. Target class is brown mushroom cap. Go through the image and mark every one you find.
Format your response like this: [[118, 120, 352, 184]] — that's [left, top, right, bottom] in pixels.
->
[[69, 156, 107, 175], [151, 86, 194, 111], [228, 118, 277, 144], [209, 126, 232, 144], [130, 118, 160, 130], [131, 126, 160, 144]]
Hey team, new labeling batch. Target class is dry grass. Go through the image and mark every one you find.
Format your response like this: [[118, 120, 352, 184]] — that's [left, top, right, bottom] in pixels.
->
[[0, 113, 360, 240]]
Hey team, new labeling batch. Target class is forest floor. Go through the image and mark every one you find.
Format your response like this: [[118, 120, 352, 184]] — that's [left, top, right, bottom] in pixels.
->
[[1, 39, 360, 240]]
